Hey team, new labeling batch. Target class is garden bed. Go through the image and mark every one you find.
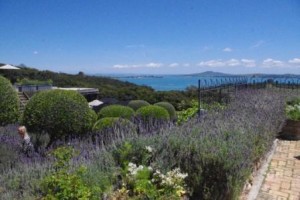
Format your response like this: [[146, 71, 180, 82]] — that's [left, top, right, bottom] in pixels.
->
[[0, 88, 299, 199]]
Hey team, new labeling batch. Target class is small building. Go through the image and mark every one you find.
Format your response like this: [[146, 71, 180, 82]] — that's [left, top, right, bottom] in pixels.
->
[[15, 85, 99, 102], [52, 87, 99, 101]]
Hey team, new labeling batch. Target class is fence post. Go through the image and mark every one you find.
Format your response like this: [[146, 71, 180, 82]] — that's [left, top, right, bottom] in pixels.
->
[[198, 79, 201, 117], [235, 82, 237, 96], [219, 88, 222, 103]]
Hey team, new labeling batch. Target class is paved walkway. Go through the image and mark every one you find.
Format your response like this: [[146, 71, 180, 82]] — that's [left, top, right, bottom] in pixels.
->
[[256, 140, 300, 200]]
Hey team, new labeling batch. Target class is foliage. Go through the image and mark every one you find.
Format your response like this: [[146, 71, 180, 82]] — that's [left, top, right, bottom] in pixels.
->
[[155, 90, 193, 111], [16, 78, 53, 85], [98, 105, 135, 120], [0, 65, 158, 102], [176, 100, 199, 125], [128, 100, 151, 111], [286, 97, 300, 120], [22, 90, 97, 144], [154, 101, 177, 121], [40, 146, 94, 199], [0, 75, 19, 126], [136, 105, 170, 121], [93, 117, 120, 131], [177, 100, 225, 125]]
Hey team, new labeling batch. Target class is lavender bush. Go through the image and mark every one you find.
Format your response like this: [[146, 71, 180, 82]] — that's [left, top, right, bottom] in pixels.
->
[[116, 89, 298, 199]]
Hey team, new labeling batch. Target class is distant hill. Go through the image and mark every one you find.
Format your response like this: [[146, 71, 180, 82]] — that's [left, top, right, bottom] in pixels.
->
[[187, 71, 233, 77]]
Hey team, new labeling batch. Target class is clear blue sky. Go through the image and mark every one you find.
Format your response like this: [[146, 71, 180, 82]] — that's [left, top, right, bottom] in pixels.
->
[[1, 0, 300, 74]]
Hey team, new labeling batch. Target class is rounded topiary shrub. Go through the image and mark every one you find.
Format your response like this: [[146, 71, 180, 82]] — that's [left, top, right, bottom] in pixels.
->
[[128, 100, 150, 111], [136, 105, 170, 121], [0, 75, 19, 126], [98, 105, 134, 120], [92, 117, 137, 143], [93, 117, 135, 131], [154, 101, 177, 121], [22, 90, 97, 144]]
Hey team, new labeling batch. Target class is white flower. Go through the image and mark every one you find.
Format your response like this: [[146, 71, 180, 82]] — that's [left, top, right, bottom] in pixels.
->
[[127, 163, 145, 176], [145, 146, 153, 153]]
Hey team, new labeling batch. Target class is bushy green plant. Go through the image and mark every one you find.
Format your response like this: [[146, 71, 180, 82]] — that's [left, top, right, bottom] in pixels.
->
[[154, 101, 177, 121], [128, 100, 150, 111], [22, 90, 97, 144], [0, 75, 19, 125], [17, 78, 53, 85], [93, 117, 136, 132], [40, 146, 94, 199], [285, 99, 300, 121], [136, 105, 170, 121], [98, 105, 134, 120], [177, 100, 225, 125]]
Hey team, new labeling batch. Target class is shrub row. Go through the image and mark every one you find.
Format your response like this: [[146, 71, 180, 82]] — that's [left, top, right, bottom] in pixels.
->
[[20, 89, 176, 146], [98, 100, 176, 121], [95, 101, 177, 135]]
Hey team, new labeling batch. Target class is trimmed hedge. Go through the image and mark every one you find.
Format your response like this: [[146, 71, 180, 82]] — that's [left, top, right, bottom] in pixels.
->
[[93, 117, 136, 132], [136, 105, 170, 121], [128, 100, 150, 111], [154, 101, 177, 120], [98, 105, 134, 120], [22, 90, 97, 143], [0, 75, 19, 126]]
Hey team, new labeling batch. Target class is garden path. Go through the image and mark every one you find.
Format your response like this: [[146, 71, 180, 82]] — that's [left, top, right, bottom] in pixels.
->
[[256, 140, 300, 200]]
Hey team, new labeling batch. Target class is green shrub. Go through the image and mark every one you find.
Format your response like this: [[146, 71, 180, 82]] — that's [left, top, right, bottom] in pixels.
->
[[98, 105, 135, 120], [22, 90, 97, 144], [154, 102, 177, 121], [136, 105, 170, 121], [128, 100, 150, 111], [286, 102, 300, 121], [93, 117, 135, 131], [40, 146, 94, 199], [0, 75, 19, 125]]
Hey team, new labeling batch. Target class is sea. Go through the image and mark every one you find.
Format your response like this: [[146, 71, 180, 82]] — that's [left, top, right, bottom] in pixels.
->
[[108, 74, 300, 91]]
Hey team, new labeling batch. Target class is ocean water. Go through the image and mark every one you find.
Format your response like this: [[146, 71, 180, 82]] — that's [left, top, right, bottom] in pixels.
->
[[117, 75, 200, 91], [113, 75, 300, 91]]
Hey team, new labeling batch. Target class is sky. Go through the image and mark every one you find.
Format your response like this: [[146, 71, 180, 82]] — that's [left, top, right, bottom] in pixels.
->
[[1, 0, 300, 75]]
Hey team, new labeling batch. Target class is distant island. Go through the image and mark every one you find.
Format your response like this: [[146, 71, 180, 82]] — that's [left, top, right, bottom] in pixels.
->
[[186, 71, 300, 79], [186, 71, 233, 77]]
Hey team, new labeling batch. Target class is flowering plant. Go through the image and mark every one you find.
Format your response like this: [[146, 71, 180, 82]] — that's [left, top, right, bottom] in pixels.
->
[[111, 145, 189, 199], [286, 98, 300, 120]]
